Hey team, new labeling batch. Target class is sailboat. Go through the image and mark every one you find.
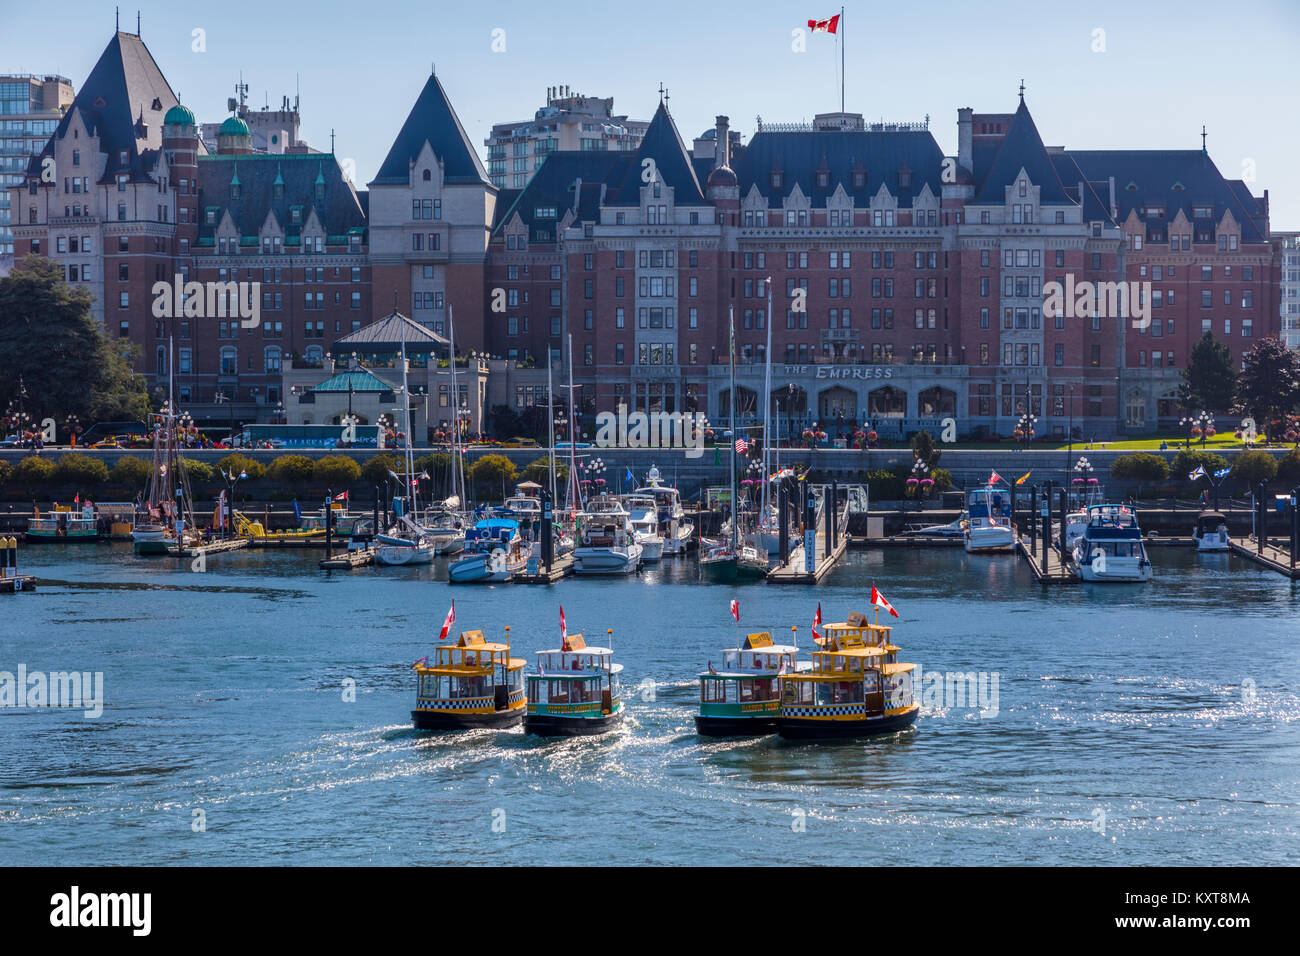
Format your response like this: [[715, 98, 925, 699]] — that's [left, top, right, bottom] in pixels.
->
[[700, 307, 768, 583], [375, 316, 436, 566], [418, 306, 467, 555], [745, 275, 781, 556], [133, 337, 199, 555]]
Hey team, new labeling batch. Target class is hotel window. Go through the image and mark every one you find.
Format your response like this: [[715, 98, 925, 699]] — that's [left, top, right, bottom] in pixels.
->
[[689, 308, 698, 329], [1242, 319, 1253, 337], [1224, 319, 1232, 335], [584, 344, 593, 366]]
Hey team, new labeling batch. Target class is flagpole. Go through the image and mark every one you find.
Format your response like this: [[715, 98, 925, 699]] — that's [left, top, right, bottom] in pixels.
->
[[840, 6, 845, 116]]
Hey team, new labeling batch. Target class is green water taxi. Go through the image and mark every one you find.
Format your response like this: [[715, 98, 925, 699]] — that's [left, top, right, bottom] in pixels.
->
[[411, 628, 526, 731]]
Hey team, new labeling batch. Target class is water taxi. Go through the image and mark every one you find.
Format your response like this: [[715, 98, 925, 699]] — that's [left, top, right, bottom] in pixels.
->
[[1192, 510, 1230, 552], [1071, 504, 1152, 582], [26, 504, 101, 542], [525, 631, 624, 736], [777, 612, 919, 740], [696, 630, 802, 736], [963, 485, 1015, 553], [411, 628, 526, 731]]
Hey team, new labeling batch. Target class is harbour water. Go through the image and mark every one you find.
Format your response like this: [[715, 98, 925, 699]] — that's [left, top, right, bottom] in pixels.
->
[[1, 544, 1296, 865]]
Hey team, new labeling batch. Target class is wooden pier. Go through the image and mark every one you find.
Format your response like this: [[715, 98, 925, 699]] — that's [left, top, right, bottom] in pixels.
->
[[319, 547, 376, 570], [0, 574, 37, 593], [1228, 537, 1300, 579], [169, 537, 249, 559], [1017, 536, 1077, 584], [858, 535, 963, 548], [766, 532, 848, 584], [513, 553, 575, 584]]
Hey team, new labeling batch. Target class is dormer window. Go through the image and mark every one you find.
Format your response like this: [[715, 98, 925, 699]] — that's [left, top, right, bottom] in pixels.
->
[[899, 168, 912, 189], [119, 150, 129, 166], [852, 171, 865, 189], [315, 182, 325, 200], [290, 208, 301, 224], [274, 183, 284, 198], [231, 183, 241, 199], [422, 169, 431, 181], [771, 171, 783, 189], [1192, 205, 1212, 218], [817, 170, 830, 189], [1018, 178, 1027, 197]]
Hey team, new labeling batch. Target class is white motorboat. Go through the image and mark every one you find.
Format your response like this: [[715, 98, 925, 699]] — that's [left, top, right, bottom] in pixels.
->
[[633, 466, 694, 555], [1072, 504, 1152, 582], [1192, 510, 1230, 552], [573, 495, 643, 575], [623, 494, 664, 563], [448, 518, 527, 583], [1062, 476, 1105, 552], [963, 485, 1015, 553]]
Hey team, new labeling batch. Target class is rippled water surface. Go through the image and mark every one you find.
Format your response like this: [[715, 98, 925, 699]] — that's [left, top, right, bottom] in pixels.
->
[[1, 542, 1297, 865]]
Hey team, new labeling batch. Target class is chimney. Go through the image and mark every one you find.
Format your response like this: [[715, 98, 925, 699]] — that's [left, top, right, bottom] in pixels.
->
[[714, 115, 730, 170], [957, 107, 973, 174]]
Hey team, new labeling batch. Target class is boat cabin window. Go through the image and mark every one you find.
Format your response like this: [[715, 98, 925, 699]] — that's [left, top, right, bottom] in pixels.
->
[[782, 680, 813, 705], [738, 678, 777, 702], [701, 679, 730, 703]]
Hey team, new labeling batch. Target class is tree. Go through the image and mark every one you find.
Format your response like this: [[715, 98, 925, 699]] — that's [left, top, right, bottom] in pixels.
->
[[519, 456, 568, 490], [54, 453, 108, 485], [1179, 332, 1237, 412], [179, 458, 214, 483], [1110, 452, 1169, 496], [216, 453, 266, 481], [360, 452, 404, 484], [15, 456, 55, 492], [487, 404, 522, 439], [909, 429, 941, 469], [0, 256, 149, 422], [1169, 449, 1229, 480], [314, 455, 361, 487], [1277, 448, 1300, 482], [110, 456, 151, 488], [268, 455, 317, 483], [467, 453, 518, 499], [0, 460, 13, 489], [1232, 449, 1278, 487], [1234, 337, 1300, 438]]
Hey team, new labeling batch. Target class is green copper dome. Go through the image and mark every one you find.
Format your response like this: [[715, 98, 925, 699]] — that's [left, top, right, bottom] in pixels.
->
[[219, 115, 250, 137], [164, 103, 196, 127]]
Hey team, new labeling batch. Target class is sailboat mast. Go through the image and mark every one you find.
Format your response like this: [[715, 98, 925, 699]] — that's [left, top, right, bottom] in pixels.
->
[[761, 276, 773, 530], [728, 306, 738, 551], [400, 316, 414, 512], [566, 332, 578, 510], [547, 355, 557, 505], [447, 306, 463, 508]]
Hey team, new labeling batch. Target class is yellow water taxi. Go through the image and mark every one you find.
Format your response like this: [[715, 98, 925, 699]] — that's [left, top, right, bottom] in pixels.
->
[[777, 612, 919, 740], [411, 628, 526, 731]]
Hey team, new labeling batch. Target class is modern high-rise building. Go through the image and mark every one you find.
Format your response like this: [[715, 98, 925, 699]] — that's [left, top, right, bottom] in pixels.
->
[[1277, 231, 1300, 351], [485, 87, 647, 190], [0, 74, 74, 266]]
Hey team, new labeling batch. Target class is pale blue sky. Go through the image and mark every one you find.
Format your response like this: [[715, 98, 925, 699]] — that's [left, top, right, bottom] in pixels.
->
[[4, 0, 1298, 224]]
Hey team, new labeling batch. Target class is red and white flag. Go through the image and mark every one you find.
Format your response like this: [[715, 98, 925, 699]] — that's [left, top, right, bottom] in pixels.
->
[[560, 605, 568, 650], [730, 599, 739, 623], [808, 14, 840, 33], [438, 600, 456, 641], [333, 491, 348, 502], [988, 470, 1002, 486], [871, 584, 899, 618], [812, 602, 823, 643]]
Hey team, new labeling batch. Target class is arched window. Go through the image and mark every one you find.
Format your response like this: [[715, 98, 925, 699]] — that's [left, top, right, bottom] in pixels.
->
[[422, 169, 431, 181], [305, 345, 324, 365], [264, 347, 282, 373]]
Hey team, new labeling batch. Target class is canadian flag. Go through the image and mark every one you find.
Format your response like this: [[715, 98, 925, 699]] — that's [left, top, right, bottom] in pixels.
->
[[988, 470, 1003, 486], [333, 491, 348, 502], [730, 599, 739, 623], [438, 600, 456, 641], [812, 602, 823, 643], [560, 605, 568, 650], [871, 584, 899, 618], [808, 14, 840, 33]]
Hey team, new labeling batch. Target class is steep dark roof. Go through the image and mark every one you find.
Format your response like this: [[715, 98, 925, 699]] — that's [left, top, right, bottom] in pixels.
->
[[973, 100, 1074, 205], [733, 129, 945, 208], [1068, 149, 1268, 243], [605, 102, 705, 206], [491, 188, 521, 230], [196, 153, 366, 243], [30, 32, 178, 184], [492, 152, 627, 242], [1047, 152, 1117, 224], [371, 73, 490, 187], [333, 309, 449, 354]]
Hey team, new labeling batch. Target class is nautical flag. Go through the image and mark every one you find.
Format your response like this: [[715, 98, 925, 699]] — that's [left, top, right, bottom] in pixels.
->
[[735, 437, 750, 454], [871, 583, 899, 618], [410, 477, 419, 487], [1214, 467, 1231, 479], [1016, 471, 1031, 486], [388, 470, 400, 481], [708, 661, 717, 675], [438, 600, 456, 641], [808, 13, 840, 33], [239, 470, 248, 480], [988, 471, 1002, 486], [728, 308, 736, 361], [560, 605, 568, 648], [412, 656, 428, 668], [333, 491, 348, 501], [626, 467, 635, 484], [292, 499, 302, 523], [420, 471, 430, 480], [812, 602, 823, 643], [74, 493, 80, 505], [730, 599, 739, 623], [1189, 465, 1207, 481]]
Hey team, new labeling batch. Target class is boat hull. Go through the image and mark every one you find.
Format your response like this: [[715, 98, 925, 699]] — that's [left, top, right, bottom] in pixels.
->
[[1073, 554, 1152, 582], [637, 538, 664, 563], [694, 713, 779, 737], [411, 707, 523, 731], [524, 708, 624, 737], [777, 704, 920, 740], [1193, 532, 1229, 552], [699, 556, 768, 583], [963, 527, 1015, 552], [573, 546, 641, 575], [374, 544, 435, 566]]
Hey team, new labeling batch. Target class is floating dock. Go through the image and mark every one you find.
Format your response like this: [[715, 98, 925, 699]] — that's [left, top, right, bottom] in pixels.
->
[[766, 533, 848, 584], [1017, 536, 1077, 584], [169, 537, 249, 559], [320, 547, 375, 570], [513, 553, 575, 584], [1228, 537, 1300, 580], [0, 574, 37, 593]]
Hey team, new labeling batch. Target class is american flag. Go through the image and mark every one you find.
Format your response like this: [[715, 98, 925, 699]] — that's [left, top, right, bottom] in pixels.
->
[[735, 437, 750, 454]]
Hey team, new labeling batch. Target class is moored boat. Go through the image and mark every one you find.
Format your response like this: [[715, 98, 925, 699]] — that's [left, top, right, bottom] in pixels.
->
[[777, 609, 919, 740], [524, 630, 623, 736], [1192, 509, 1229, 552], [695, 630, 803, 736], [1071, 504, 1152, 582], [26, 504, 100, 542], [963, 485, 1015, 552], [633, 466, 694, 555], [573, 495, 642, 575], [411, 627, 526, 731], [623, 494, 665, 563], [448, 517, 526, 582]]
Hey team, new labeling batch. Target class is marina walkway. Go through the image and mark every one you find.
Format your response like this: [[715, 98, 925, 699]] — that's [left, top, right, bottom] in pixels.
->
[[1229, 537, 1300, 580], [1017, 536, 1077, 584]]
